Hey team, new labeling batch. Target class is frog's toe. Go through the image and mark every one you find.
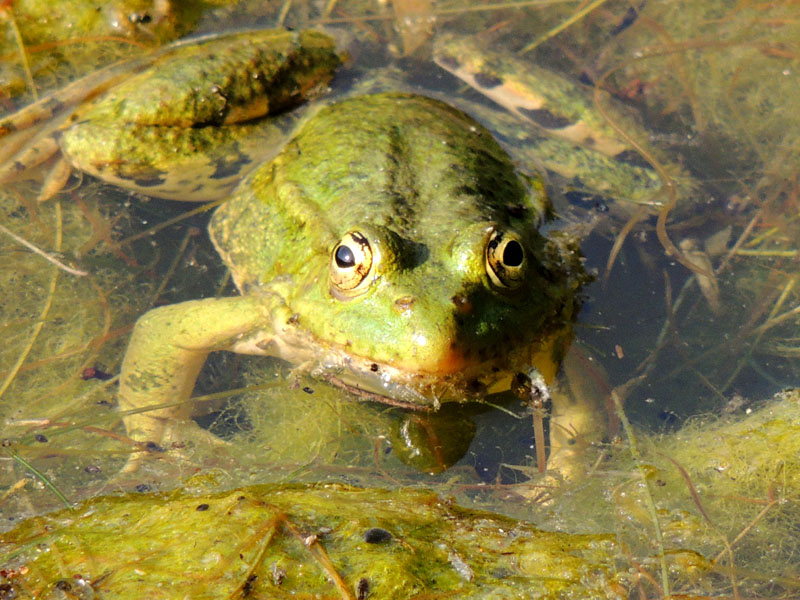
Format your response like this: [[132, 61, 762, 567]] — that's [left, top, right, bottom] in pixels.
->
[[120, 419, 230, 474]]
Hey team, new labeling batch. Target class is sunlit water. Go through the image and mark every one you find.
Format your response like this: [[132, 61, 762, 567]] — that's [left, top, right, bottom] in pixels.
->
[[1, 1, 798, 596]]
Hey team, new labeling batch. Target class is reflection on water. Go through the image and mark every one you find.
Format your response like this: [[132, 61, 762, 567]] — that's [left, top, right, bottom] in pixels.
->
[[1, 1, 798, 597]]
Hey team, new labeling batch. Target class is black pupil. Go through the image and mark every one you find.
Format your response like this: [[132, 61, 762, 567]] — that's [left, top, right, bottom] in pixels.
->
[[335, 245, 356, 268], [503, 240, 524, 267]]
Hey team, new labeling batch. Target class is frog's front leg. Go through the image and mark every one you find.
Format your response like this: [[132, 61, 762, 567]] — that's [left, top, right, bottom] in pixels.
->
[[118, 296, 268, 471]]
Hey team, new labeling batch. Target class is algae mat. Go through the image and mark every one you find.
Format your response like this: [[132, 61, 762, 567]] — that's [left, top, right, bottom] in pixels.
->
[[0, 484, 627, 599]]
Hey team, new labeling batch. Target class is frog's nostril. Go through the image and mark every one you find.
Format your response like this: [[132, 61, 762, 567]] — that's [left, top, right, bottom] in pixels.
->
[[393, 296, 416, 314], [451, 294, 472, 314]]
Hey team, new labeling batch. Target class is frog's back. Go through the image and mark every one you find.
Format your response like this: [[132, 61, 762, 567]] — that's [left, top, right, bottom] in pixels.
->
[[210, 93, 549, 289]]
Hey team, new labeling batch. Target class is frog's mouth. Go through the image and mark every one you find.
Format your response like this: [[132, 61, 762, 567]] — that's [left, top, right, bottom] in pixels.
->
[[232, 305, 548, 411], [304, 344, 533, 412]]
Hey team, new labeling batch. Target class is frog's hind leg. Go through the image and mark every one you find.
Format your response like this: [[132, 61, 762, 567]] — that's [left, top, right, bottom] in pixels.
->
[[0, 55, 147, 192]]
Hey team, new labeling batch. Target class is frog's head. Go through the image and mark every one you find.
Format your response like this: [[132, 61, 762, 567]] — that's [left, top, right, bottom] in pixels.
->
[[209, 93, 585, 409]]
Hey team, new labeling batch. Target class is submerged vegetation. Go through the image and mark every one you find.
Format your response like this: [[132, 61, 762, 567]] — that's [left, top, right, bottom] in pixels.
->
[[1, 0, 799, 597]]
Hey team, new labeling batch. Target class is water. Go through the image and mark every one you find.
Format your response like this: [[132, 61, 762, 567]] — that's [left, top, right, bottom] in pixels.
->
[[1, 1, 798, 596]]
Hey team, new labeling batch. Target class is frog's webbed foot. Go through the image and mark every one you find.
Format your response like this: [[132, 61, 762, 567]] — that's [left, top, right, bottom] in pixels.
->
[[545, 386, 609, 483], [0, 128, 68, 200], [520, 359, 609, 484], [0, 90, 82, 200], [120, 415, 230, 475]]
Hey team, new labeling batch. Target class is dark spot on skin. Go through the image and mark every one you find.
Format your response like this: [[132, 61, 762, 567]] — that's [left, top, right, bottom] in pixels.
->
[[132, 174, 168, 187], [12, 161, 26, 173], [84, 465, 101, 473], [370, 363, 379, 372], [209, 147, 252, 180], [435, 53, 459, 70], [363, 527, 392, 543], [42, 97, 65, 115], [303, 386, 314, 394], [35, 434, 47, 443], [517, 107, 573, 130], [583, 136, 596, 147], [474, 71, 503, 89], [357, 578, 370, 599], [135, 484, 151, 493], [614, 149, 653, 169], [196, 503, 210, 511]]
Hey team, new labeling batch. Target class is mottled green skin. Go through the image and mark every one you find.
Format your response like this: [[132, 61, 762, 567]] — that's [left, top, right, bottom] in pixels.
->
[[118, 93, 585, 453], [58, 29, 341, 200], [209, 94, 573, 372]]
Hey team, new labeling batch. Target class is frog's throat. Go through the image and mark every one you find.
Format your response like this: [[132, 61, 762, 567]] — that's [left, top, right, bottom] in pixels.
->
[[228, 307, 533, 411]]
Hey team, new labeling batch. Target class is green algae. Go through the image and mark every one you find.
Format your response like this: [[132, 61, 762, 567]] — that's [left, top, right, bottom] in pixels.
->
[[0, 483, 628, 599], [542, 389, 800, 598]]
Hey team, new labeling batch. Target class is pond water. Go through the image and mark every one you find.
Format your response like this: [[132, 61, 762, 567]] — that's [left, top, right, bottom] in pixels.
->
[[1, 1, 798, 597]]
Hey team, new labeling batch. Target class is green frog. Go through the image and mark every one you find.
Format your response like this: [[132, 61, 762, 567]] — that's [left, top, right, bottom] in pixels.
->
[[2, 29, 606, 476]]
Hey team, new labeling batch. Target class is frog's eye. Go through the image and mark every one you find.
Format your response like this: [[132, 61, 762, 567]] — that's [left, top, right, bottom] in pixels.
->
[[485, 230, 526, 289], [330, 231, 374, 293]]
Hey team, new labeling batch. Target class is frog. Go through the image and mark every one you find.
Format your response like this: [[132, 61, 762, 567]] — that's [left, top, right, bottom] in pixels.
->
[[0, 28, 607, 477]]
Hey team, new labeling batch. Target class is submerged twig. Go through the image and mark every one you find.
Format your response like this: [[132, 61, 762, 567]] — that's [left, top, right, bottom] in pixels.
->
[[521, 0, 613, 54], [604, 205, 647, 280], [611, 382, 670, 597], [0, 221, 87, 276], [4, 3, 38, 101], [116, 197, 225, 247], [282, 515, 355, 600], [0, 201, 65, 402], [7, 449, 72, 510]]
